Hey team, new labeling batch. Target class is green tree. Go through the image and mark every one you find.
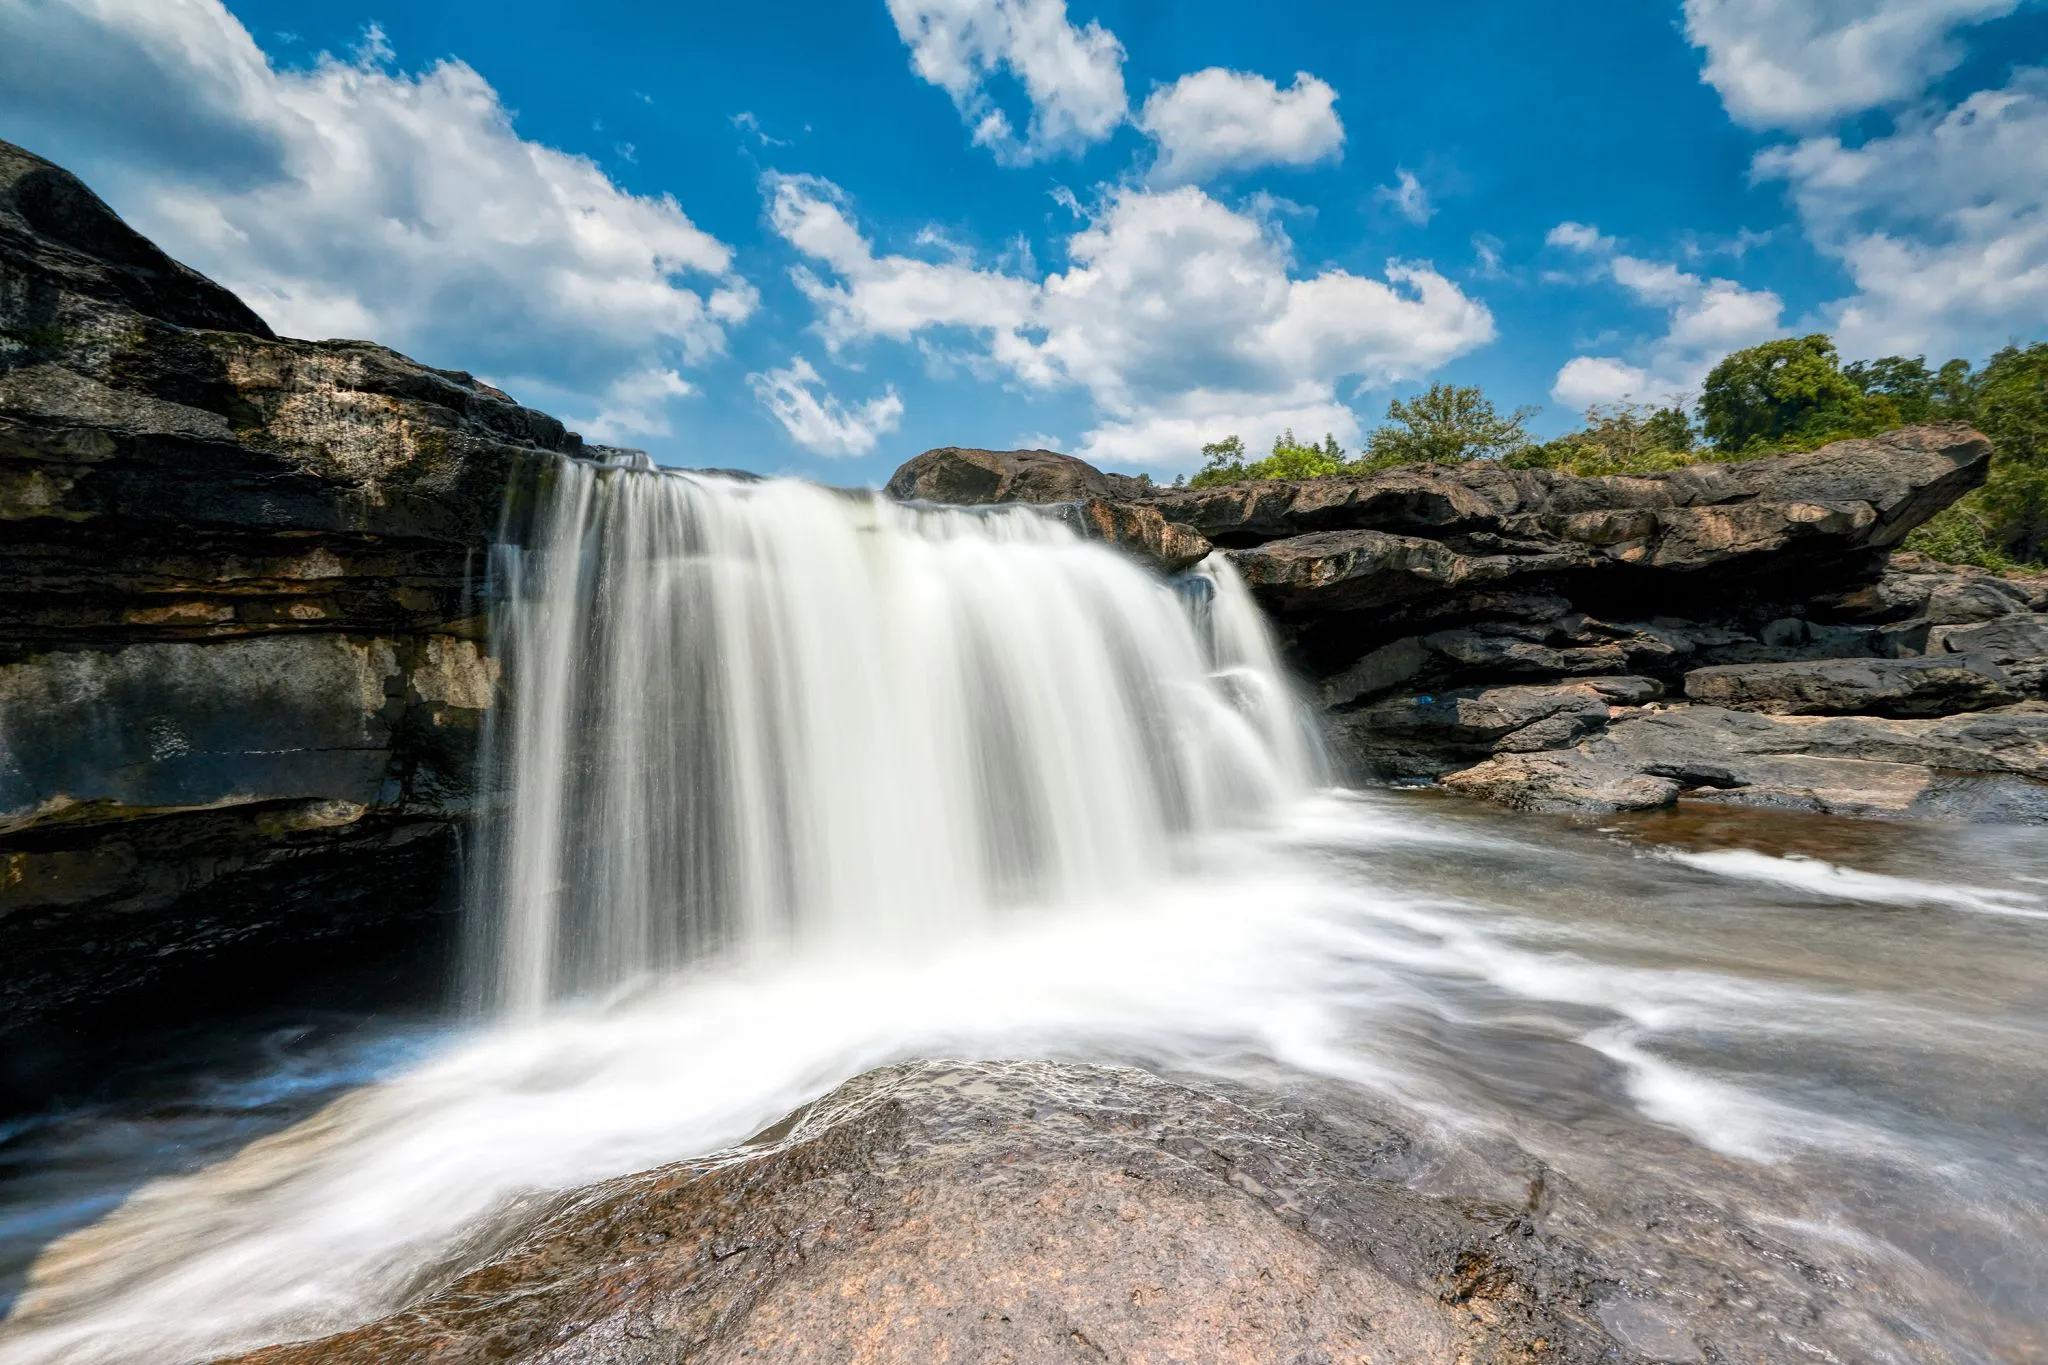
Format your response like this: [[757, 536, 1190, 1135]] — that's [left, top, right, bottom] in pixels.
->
[[1363, 384, 1538, 465], [1698, 335, 1869, 453], [1188, 434, 1249, 488], [1504, 403, 1695, 475], [1844, 355, 1938, 424], [1188, 430, 1348, 487]]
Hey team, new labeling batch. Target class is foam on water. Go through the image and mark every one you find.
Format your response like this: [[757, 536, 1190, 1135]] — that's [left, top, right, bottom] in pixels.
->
[[1662, 847, 2048, 920]]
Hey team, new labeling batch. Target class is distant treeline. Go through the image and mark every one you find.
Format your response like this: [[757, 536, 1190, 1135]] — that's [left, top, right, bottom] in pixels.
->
[[1185, 336, 2048, 569]]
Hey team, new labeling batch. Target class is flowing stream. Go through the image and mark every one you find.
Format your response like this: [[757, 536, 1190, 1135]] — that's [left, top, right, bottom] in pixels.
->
[[0, 467, 2044, 1363]]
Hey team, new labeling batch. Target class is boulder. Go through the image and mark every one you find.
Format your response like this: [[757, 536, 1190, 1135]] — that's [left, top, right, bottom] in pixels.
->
[[1442, 702, 2048, 820], [1333, 677, 1661, 779], [1928, 613, 2048, 695], [884, 446, 1117, 505], [1682, 655, 2018, 717], [217, 1057, 1891, 1365]]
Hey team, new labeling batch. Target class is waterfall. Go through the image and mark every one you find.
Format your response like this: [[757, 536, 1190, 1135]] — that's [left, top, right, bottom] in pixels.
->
[[468, 460, 1315, 1013]]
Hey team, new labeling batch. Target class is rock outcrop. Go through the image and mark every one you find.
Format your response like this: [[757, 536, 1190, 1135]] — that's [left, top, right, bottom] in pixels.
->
[[886, 427, 2048, 820], [0, 139, 598, 1051], [1681, 654, 2019, 716], [222, 1058, 1888, 1365], [885, 445, 1142, 505]]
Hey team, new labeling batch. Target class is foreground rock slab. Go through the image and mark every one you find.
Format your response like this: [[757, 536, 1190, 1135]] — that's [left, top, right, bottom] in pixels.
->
[[226, 1060, 1630, 1365]]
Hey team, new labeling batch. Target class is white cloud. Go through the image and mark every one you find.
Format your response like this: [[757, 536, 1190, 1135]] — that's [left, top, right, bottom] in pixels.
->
[[747, 357, 905, 457], [1546, 224, 1784, 409], [0, 0, 753, 433], [1374, 168, 1432, 225], [1547, 221, 1615, 254], [1136, 68, 1343, 186], [1755, 68, 2048, 358], [1683, 0, 2017, 128], [582, 368, 696, 443], [766, 175, 1495, 467], [885, 0, 1127, 162]]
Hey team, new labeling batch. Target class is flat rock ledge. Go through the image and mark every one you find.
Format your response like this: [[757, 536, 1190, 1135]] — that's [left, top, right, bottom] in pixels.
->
[[1442, 700, 2048, 820]]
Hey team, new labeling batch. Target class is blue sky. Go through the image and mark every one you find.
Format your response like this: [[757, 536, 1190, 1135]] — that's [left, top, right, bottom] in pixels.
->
[[3, 1, 2045, 482]]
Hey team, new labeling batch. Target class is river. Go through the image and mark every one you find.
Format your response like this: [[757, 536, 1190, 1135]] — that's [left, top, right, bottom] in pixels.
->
[[1, 470, 2043, 1362]]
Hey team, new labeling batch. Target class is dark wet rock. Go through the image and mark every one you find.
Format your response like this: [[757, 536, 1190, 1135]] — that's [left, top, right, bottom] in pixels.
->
[[1331, 677, 1661, 780], [1682, 655, 2019, 717], [0, 138, 581, 1034], [0, 141, 274, 338], [1815, 551, 2048, 625], [221, 1057, 1905, 1365], [1231, 527, 1585, 615], [1443, 702, 2048, 819], [1928, 613, 2048, 696], [1050, 495, 1212, 574], [885, 445, 1118, 505]]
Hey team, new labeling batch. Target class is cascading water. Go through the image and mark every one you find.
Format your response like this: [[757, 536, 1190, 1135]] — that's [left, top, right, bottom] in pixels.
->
[[468, 459, 1316, 1011], [8, 461, 2045, 1365]]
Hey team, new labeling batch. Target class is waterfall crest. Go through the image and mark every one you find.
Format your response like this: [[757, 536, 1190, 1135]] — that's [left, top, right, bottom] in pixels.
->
[[469, 461, 1314, 1012]]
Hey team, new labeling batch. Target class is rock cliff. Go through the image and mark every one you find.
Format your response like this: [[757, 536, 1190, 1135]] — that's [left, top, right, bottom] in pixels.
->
[[886, 435, 2048, 820], [0, 140, 602, 1061]]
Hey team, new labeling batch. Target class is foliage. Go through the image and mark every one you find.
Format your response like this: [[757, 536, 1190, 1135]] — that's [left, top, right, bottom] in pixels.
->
[[1504, 403, 1696, 475], [1362, 384, 1538, 466], [1188, 429, 1347, 488], [1905, 343, 2048, 566], [1698, 334, 1872, 454]]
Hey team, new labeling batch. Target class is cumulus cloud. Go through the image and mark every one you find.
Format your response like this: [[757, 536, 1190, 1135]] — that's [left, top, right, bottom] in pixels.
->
[[1755, 68, 2048, 358], [1136, 68, 1343, 186], [1547, 225, 1783, 409], [747, 356, 905, 457], [0, 0, 751, 420], [1374, 168, 1431, 224], [765, 174, 1495, 466], [886, 0, 1127, 162], [582, 369, 697, 443], [1683, 0, 2017, 128]]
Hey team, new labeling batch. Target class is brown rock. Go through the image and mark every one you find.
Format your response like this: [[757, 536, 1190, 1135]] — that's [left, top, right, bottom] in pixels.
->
[[884, 446, 1115, 505], [1055, 496, 1211, 574], [220, 1059, 1628, 1365]]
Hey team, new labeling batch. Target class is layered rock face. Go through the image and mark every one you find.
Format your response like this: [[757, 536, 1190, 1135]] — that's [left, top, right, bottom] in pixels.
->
[[0, 141, 598, 1043], [224, 1059, 1879, 1364], [888, 430, 2048, 819]]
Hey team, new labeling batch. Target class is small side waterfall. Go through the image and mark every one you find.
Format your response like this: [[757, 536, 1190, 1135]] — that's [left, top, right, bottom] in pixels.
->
[[468, 460, 1315, 1012]]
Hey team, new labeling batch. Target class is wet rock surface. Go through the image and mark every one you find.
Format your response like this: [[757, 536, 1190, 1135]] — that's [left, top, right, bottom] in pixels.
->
[[0, 139, 590, 1044], [218, 1058, 1914, 1365]]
